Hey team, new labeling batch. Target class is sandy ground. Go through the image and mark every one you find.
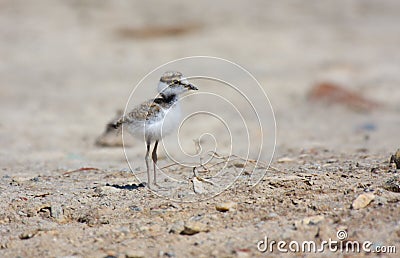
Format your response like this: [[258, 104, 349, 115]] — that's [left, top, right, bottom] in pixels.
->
[[1, 0, 400, 257]]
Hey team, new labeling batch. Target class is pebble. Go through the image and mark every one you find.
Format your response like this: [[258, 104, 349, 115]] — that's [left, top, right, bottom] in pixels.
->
[[233, 162, 245, 168], [277, 157, 295, 163], [180, 221, 208, 235], [381, 191, 400, 203], [215, 201, 237, 212], [125, 250, 145, 258], [18, 210, 28, 217], [294, 215, 324, 229], [94, 186, 121, 196], [50, 203, 64, 222], [193, 177, 206, 194], [235, 249, 250, 257], [352, 193, 375, 209], [383, 176, 400, 193], [177, 193, 185, 198], [138, 226, 149, 232], [159, 251, 175, 257], [390, 149, 400, 169], [129, 205, 142, 212], [326, 158, 338, 163], [235, 251, 250, 258], [374, 196, 388, 205], [19, 229, 39, 240]]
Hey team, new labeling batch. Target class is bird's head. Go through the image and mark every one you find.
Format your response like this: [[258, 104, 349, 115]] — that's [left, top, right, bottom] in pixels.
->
[[158, 71, 198, 97]]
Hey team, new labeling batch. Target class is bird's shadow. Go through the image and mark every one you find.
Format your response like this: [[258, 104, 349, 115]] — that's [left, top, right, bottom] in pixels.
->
[[106, 182, 146, 191]]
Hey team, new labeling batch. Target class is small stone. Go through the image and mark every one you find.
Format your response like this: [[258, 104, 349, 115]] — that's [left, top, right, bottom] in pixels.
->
[[326, 158, 338, 163], [177, 193, 185, 198], [352, 193, 375, 209], [18, 210, 28, 217], [215, 201, 237, 212], [104, 250, 118, 258], [390, 149, 400, 169], [383, 176, 400, 193], [277, 157, 295, 163], [125, 250, 145, 258], [193, 177, 206, 194], [233, 162, 245, 168], [129, 205, 142, 212], [371, 167, 380, 173], [158, 251, 175, 257], [180, 221, 208, 235], [375, 196, 388, 205], [304, 215, 324, 225], [94, 186, 120, 196], [294, 215, 324, 229], [50, 203, 64, 222], [19, 229, 39, 240], [138, 226, 149, 232], [169, 220, 185, 234], [234, 249, 251, 257]]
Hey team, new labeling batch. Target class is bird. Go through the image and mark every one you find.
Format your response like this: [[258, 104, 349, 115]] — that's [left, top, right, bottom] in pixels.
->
[[113, 71, 198, 188]]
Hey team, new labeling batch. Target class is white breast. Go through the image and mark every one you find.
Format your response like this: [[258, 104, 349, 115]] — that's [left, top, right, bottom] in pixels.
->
[[136, 102, 181, 143]]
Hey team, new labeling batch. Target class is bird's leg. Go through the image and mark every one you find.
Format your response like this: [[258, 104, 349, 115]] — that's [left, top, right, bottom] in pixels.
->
[[145, 142, 151, 188], [152, 140, 159, 186]]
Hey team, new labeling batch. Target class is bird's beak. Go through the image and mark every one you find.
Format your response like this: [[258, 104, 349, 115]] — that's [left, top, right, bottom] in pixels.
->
[[186, 83, 198, 91]]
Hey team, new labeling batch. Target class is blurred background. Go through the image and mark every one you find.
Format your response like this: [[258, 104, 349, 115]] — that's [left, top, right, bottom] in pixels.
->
[[1, 0, 399, 173]]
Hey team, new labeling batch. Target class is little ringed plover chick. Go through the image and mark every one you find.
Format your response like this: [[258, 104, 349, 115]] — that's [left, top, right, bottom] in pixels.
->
[[113, 71, 198, 188]]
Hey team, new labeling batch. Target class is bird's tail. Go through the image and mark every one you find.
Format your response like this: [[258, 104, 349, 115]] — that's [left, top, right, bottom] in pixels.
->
[[110, 118, 123, 130], [103, 112, 124, 133]]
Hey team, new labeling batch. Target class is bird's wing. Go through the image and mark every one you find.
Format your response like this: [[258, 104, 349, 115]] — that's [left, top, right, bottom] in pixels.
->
[[125, 100, 163, 122], [112, 99, 164, 129]]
